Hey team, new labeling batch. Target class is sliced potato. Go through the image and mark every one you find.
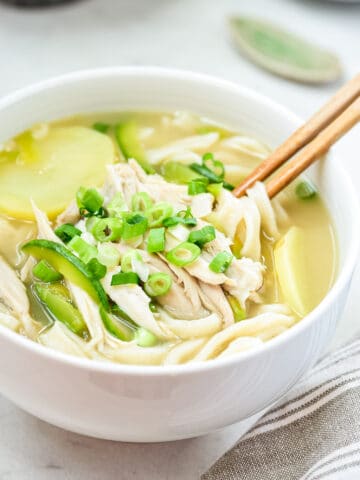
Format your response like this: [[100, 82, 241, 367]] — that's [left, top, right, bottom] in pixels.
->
[[0, 126, 115, 220], [274, 226, 311, 317]]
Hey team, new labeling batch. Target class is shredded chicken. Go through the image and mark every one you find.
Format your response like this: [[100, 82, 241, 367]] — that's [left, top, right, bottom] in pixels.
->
[[56, 200, 80, 227], [0, 256, 37, 338], [67, 284, 105, 351], [32, 201, 59, 242], [102, 270, 168, 339], [191, 193, 214, 218], [146, 253, 208, 320], [224, 258, 265, 307], [197, 283, 234, 327]]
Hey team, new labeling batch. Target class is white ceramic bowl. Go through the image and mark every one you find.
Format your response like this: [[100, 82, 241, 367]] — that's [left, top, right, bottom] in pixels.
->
[[0, 68, 358, 442]]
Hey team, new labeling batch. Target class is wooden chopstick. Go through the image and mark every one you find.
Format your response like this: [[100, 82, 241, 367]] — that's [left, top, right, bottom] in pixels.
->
[[266, 96, 360, 198], [233, 74, 360, 198]]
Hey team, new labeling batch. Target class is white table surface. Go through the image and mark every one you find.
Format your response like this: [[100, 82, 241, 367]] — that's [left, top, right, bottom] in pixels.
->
[[0, 0, 359, 478]]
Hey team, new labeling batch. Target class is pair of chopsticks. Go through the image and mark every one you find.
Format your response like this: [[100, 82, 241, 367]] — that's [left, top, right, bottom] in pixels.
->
[[233, 74, 360, 199]]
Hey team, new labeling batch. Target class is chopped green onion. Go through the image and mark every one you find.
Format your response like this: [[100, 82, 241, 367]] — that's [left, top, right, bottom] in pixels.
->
[[111, 272, 140, 286], [177, 208, 198, 227], [54, 223, 82, 243], [207, 182, 223, 197], [295, 181, 317, 200], [147, 227, 166, 253], [131, 192, 153, 212], [189, 153, 234, 191], [93, 122, 110, 134], [147, 202, 174, 228], [190, 163, 220, 184], [162, 217, 178, 228], [166, 241, 201, 267], [107, 192, 127, 217], [227, 295, 246, 322], [33, 260, 63, 282], [209, 251, 233, 273], [97, 243, 121, 268], [99, 306, 135, 342], [135, 327, 158, 347], [85, 216, 98, 232], [203, 152, 225, 178], [190, 163, 234, 191], [163, 207, 197, 228], [220, 181, 235, 191], [161, 161, 200, 184], [121, 213, 148, 240], [144, 273, 172, 297], [76, 187, 104, 215], [121, 250, 143, 273], [68, 236, 98, 264], [86, 258, 107, 280], [91, 217, 123, 242], [149, 301, 158, 313], [188, 226, 216, 248], [188, 178, 209, 195], [95, 207, 107, 218]]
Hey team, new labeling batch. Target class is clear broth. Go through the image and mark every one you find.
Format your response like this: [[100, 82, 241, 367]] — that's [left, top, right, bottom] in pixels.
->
[[0, 111, 337, 319]]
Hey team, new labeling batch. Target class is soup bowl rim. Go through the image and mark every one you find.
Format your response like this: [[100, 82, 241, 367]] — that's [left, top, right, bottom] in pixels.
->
[[0, 66, 358, 376]]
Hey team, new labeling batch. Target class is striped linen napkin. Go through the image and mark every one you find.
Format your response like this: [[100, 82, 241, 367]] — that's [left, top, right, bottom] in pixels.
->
[[202, 336, 360, 480]]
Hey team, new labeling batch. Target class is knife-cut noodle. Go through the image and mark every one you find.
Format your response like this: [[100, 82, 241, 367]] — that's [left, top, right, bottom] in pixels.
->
[[0, 111, 336, 365]]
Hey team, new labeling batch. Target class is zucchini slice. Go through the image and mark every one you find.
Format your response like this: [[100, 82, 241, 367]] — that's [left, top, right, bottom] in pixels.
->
[[0, 126, 115, 220]]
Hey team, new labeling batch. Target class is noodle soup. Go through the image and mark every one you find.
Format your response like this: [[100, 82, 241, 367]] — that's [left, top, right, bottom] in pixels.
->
[[0, 111, 336, 365]]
